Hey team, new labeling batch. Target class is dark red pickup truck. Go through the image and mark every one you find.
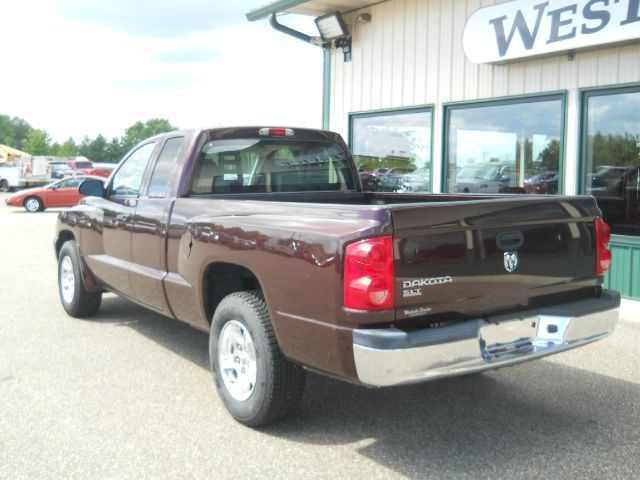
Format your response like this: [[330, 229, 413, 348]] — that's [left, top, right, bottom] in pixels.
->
[[55, 127, 619, 427]]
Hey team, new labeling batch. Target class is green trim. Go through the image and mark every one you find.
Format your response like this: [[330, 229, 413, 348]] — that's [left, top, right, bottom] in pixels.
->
[[322, 49, 331, 130], [348, 105, 435, 191], [246, 0, 309, 21], [247, 0, 384, 20], [559, 91, 568, 195], [604, 240, 640, 300], [442, 91, 568, 109], [577, 82, 640, 194], [610, 234, 640, 247], [441, 92, 567, 194]]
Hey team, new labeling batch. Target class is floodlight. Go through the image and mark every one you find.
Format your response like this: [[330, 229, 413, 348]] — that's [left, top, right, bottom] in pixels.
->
[[315, 11, 349, 41]]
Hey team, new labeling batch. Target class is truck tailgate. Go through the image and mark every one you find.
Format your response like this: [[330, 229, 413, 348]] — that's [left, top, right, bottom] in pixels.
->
[[391, 196, 602, 323]]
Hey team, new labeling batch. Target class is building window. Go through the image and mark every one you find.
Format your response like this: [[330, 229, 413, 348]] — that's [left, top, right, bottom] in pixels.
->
[[445, 95, 564, 195], [350, 108, 432, 192], [582, 86, 640, 237]]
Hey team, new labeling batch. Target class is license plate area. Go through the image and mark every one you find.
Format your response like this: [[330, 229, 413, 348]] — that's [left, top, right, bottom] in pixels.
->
[[479, 315, 572, 362]]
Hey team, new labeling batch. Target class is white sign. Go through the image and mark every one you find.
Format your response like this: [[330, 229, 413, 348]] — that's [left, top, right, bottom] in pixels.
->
[[463, 0, 640, 64]]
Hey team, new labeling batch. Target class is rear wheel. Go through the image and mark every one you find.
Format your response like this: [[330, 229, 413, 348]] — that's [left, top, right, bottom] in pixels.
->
[[24, 196, 43, 212], [210, 291, 306, 427], [0, 179, 8, 192], [58, 240, 102, 317]]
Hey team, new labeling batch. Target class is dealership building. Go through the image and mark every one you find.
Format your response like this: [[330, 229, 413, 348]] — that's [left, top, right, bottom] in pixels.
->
[[248, 0, 640, 301]]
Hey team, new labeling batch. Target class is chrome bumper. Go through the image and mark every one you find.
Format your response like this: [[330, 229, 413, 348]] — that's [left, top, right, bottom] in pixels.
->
[[353, 292, 620, 387]]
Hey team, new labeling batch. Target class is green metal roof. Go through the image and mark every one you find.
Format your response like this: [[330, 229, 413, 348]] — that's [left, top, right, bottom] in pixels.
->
[[246, 0, 379, 21]]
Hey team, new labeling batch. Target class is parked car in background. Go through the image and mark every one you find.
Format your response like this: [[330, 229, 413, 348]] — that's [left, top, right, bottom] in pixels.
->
[[589, 166, 629, 190], [358, 170, 381, 191], [378, 166, 416, 191], [454, 166, 486, 193], [91, 163, 117, 178], [49, 162, 74, 179], [5, 176, 104, 212], [590, 166, 640, 235], [524, 171, 559, 194], [455, 163, 520, 193], [396, 168, 430, 192], [65, 159, 94, 175]]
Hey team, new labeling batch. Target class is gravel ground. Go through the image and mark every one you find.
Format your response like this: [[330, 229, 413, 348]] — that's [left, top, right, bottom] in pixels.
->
[[0, 194, 639, 479]]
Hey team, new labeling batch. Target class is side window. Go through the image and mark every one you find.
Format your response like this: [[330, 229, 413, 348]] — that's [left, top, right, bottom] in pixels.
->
[[63, 178, 84, 188], [147, 137, 184, 198], [111, 143, 156, 197]]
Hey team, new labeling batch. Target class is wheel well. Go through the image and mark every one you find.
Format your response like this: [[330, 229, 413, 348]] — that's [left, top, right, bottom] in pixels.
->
[[24, 195, 41, 204], [203, 263, 262, 324], [55, 230, 76, 258]]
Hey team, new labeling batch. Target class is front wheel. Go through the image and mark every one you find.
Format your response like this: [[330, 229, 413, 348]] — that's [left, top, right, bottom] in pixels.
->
[[24, 196, 43, 212], [210, 291, 306, 427], [58, 240, 102, 317], [0, 179, 8, 192]]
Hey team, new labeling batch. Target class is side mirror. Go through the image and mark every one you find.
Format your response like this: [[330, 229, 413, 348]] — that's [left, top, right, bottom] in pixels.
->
[[79, 179, 105, 197]]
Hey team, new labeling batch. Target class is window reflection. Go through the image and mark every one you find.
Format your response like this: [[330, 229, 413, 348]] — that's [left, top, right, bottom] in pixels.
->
[[583, 88, 640, 236], [445, 98, 563, 195], [351, 109, 432, 192]]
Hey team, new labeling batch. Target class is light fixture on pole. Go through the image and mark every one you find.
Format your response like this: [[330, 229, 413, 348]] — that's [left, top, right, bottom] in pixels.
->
[[314, 11, 351, 62], [314, 11, 349, 41]]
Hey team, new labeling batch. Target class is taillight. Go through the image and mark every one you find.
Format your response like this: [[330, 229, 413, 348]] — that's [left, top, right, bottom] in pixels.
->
[[595, 217, 611, 276], [258, 127, 294, 137], [344, 236, 395, 310]]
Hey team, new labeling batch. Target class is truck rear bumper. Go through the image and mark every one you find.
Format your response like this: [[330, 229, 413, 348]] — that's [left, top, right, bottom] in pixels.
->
[[352, 291, 620, 387]]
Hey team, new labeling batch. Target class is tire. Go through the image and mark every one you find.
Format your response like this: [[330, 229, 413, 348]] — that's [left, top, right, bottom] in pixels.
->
[[24, 196, 44, 212], [210, 291, 306, 427], [0, 179, 8, 192], [57, 240, 102, 317]]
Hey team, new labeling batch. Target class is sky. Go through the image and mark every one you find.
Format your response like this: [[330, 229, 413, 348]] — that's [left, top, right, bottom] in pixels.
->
[[1, 0, 323, 143]]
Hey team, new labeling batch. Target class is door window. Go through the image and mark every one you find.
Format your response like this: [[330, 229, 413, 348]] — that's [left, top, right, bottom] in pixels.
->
[[148, 137, 184, 198], [56, 177, 84, 189], [111, 142, 156, 197]]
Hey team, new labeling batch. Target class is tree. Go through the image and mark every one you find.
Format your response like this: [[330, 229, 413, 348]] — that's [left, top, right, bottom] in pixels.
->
[[78, 134, 110, 162], [537, 139, 560, 171], [23, 129, 51, 155], [122, 118, 177, 150], [56, 137, 78, 157], [0, 115, 33, 150], [106, 137, 126, 163]]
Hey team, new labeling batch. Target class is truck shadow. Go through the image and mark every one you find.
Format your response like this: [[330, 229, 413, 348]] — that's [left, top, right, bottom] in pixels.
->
[[98, 295, 639, 478]]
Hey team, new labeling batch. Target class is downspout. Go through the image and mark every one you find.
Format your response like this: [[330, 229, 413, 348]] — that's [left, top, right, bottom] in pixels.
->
[[321, 49, 331, 130], [268, 13, 314, 43], [268, 13, 331, 130]]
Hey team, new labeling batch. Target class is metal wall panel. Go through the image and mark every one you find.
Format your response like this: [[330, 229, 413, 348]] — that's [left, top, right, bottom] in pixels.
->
[[605, 237, 640, 300], [331, 0, 640, 138]]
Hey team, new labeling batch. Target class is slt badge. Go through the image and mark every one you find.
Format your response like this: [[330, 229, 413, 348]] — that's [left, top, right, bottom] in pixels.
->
[[504, 251, 519, 273]]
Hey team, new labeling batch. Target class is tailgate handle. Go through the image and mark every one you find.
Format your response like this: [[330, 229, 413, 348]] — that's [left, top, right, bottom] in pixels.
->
[[496, 231, 523, 250]]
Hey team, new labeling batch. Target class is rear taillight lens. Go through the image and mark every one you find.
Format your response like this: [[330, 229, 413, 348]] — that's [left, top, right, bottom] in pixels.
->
[[595, 217, 612, 276], [344, 236, 395, 310]]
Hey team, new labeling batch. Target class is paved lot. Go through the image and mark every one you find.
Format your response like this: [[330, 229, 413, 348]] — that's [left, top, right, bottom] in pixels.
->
[[1, 193, 639, 479]]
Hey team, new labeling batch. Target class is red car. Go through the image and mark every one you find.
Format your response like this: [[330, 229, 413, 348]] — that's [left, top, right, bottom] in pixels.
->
[[90, 163, 116, 178], [65, 159, 95, 175], [5, 176, 103, 212]]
